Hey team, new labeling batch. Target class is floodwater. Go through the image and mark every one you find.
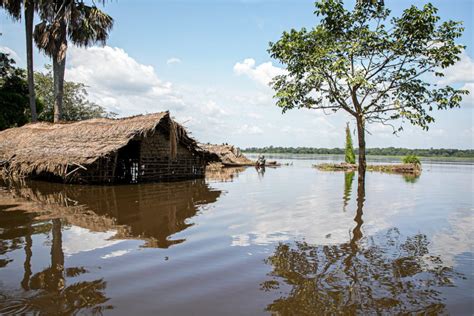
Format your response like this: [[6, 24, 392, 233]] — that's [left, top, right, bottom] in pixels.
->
[[0, 156, 472, 315]]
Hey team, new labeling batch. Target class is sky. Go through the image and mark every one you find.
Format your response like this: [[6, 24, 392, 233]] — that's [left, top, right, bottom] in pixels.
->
[[1, 0, 473, 149]]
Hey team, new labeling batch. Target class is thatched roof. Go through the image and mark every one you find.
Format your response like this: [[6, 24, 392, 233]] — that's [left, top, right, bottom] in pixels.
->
[[0, 112, 203, 177], [199, 144, 254, 165]]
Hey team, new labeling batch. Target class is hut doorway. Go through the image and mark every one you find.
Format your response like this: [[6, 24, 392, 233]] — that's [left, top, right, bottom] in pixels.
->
[[115, 140, 141, 183]]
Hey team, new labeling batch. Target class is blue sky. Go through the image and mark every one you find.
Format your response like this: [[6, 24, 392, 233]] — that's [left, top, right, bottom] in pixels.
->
[[1, 0, 473, 148]]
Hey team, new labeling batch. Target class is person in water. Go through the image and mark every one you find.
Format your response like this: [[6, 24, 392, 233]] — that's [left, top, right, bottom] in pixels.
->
[[257, 155, 266, 167]]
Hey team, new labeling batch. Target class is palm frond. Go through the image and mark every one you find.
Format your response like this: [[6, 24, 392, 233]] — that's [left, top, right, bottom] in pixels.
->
[[0, 0, 22, 20], [34, 19, 67, 60], [68, 4, 113, 47]]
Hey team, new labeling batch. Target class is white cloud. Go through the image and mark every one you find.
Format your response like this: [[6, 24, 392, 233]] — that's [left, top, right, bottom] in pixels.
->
[[66, 46, 184, 116], [460, 82, 474, 108], [166, 57, 181, 65], [62, 226, 122, 256], [282, 125, 306, 134], [233, 91, 272, 106], [101, 249, 132, 259], [237, 124, 264, 135], [247, 112, 262, 119], [64, 46, 235, 143], [233, 58, 286, 86], [0, 46, 21, 63], [438, 52, 474, 85], [201, 100, 229, 117]]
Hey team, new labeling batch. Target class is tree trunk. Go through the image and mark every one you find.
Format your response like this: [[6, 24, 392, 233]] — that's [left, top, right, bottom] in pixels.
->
[[356, 116, 366, 175], [25, 0, 37, 122], [51, 218, 64, 291], [53, 54, 66, 123], [350, 173, 365, 247], [21, 224, 33, 290]]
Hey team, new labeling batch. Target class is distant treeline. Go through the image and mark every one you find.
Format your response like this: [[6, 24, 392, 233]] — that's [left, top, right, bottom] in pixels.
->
[[242, 147, 474, 158]]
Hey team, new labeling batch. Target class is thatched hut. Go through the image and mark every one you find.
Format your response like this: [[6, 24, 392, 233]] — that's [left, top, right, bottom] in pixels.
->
[[0, 112, 213, 184]]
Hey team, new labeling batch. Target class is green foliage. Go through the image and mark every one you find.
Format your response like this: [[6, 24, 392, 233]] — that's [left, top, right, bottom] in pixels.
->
[[35, 65, 116, 122], [242, 147, 474, 158], [268, 0, 468, 138], [0, 53, 30, 130], [345, 123, 356, 164], [402, 155, 421, 166]]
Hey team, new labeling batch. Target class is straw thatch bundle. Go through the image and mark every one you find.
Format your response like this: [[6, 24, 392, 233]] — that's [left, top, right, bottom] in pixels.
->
[[199, 144, 254, 165], [0, 112, 201, 179]]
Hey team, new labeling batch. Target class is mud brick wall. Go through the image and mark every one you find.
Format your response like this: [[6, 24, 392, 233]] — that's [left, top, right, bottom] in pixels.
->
[[70, 156, 117, 184], [139, 131, 205, 182]]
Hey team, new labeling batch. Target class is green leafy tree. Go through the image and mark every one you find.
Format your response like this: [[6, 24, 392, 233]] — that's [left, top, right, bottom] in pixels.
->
[[0, 53, 32, 130], [35, 65, 116, 122], [269, 0, 468, 173], [344, 122, 356, 164], [34, 0, 113, 122], [357, 0, 384, 6], [0, 0, 38, 122]]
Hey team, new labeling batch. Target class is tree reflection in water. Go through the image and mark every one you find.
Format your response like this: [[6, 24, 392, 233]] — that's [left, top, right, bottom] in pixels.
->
[[0, 218, 112, 315], [342, 172, 354, 212], [403, 173, 421, 183], [261, 173, 462, 314]]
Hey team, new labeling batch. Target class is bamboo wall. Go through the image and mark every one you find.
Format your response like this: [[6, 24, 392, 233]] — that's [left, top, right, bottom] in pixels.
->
[[139, 131, 205, 182]]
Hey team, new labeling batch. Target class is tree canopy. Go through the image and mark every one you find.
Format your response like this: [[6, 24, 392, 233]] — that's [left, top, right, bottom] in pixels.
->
[[269, 0, 468, 170], [34, 65, 116, 122], [0, 53, 34, 130]]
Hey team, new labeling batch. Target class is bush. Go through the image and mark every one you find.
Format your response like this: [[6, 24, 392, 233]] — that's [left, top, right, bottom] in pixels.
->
[[402, 155, 421, 166]]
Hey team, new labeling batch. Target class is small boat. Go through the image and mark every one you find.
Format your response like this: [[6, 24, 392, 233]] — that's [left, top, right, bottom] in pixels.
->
[[222, 162, 255, 167], [264, 163, 281, 168]]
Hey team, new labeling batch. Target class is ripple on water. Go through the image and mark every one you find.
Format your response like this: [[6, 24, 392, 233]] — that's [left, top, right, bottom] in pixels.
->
[[0, 159, 472, 314]]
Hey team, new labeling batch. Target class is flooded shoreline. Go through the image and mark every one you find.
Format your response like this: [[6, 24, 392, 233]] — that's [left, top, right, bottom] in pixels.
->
[[0, 157, 472, 314]]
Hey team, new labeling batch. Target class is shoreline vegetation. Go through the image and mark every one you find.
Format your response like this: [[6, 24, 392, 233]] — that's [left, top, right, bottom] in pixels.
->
[[242, 147, 474, 159], [314, 162, 422, 174]]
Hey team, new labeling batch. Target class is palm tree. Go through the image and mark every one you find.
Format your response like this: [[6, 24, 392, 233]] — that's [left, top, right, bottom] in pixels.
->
[[34, 0, 113, 122], [0, 0, 38, 122]]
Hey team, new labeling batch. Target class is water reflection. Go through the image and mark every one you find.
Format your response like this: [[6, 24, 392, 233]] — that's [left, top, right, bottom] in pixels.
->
[[0, 216, 112, 314], [261, 176, 463, 314], [0, 179, 221, 248], [342, 172, 354, 212], [402, 173, 421, 183], [205, 166, 245, 182]]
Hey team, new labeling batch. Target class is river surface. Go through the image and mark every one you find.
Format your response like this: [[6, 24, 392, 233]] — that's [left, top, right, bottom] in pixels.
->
[[0, 155, 472, 315]]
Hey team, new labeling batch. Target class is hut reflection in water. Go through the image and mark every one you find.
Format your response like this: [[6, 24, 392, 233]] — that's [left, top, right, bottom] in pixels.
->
[[0, 178, 222, 313], [0, 178, 222, 248]]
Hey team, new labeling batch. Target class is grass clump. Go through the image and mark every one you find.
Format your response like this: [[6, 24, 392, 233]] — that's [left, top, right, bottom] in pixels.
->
[[402, 155, 421, 166]]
